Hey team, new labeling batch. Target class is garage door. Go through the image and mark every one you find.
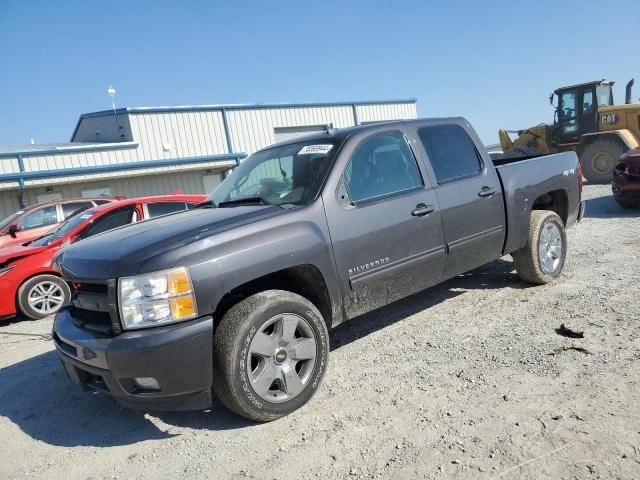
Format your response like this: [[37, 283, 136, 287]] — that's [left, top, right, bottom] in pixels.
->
[[273, 125, 328, 143]]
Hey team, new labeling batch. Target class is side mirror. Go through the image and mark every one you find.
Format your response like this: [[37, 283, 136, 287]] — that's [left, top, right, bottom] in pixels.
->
[[7, 224, 23, 237]]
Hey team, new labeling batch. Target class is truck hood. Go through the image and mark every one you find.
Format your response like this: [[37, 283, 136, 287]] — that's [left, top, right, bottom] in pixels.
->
[[59, 205, 286, 279], [0, 244, 48, 265]]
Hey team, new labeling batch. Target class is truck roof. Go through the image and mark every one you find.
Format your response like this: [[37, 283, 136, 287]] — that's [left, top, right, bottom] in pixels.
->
[[554, 79, 613, 93], [261, 117, 468, 151]]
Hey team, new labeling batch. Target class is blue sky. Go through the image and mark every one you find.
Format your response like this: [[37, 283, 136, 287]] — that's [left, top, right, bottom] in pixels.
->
[[0, 0, 638, 146]]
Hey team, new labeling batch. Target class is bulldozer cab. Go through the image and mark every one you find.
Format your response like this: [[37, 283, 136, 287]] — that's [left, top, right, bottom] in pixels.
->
[[553, 80, 614, 144]]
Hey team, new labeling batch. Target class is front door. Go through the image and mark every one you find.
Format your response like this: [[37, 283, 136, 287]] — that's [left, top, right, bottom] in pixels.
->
[[322, 129, 446, 319], [411, 124, 505, 278], [557, 89, 580, 143], [579, 87, 598, 135]]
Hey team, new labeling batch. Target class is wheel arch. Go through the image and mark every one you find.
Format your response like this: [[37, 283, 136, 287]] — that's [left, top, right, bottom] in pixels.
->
[[214, 264, 335, 331], [15, 270, 68, 317], [578, 130, 638, 153], [531, 190, 569, 225]]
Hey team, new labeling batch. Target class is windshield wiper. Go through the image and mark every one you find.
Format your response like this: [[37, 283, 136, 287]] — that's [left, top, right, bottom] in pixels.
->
[[217, 196, 274, 208]]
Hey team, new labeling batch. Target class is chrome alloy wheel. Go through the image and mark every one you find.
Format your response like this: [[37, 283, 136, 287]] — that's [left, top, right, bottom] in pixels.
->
[[27, 281, 65, 315], [538, 222, 562, 274], [247, 313, 317, 403]]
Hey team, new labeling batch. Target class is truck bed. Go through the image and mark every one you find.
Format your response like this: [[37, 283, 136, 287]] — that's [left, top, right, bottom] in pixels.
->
[[492, 150, 581, 255]]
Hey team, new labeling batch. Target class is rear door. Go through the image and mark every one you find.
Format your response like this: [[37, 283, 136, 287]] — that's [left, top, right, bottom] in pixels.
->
[[322, 128, 446, 319], [409, 122, 505, 277]]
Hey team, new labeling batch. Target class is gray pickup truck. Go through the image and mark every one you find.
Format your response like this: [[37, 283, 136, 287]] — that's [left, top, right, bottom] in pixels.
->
[[53, 118, 584, 421]]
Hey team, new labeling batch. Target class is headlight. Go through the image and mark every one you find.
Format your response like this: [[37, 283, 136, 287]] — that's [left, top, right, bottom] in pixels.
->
[[118, 267, 197, 330]]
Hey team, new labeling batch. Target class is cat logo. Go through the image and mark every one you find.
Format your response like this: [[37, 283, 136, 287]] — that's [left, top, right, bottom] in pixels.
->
[[600, 114, 618, 125]]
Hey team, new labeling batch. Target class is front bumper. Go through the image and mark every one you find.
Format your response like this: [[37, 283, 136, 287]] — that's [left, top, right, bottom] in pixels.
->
[[612, 174, 640, 200], [53, 308, 214, 411], [0, 276, 19, 317]]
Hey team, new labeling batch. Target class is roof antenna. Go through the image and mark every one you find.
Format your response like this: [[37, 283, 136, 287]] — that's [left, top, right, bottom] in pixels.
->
[[107, 85, 122, 133], [325, 122, 334, 133]]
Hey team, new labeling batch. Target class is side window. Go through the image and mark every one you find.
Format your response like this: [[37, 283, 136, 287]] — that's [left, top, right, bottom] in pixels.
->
[[81, 207, 136, 239], [146, 201, 188, 218], [344, 131, 423, 203], [61, 201, 93, 219], [17, 206, 58, 230], [582, 90, 594, 115], [417, 125, 483, 184]]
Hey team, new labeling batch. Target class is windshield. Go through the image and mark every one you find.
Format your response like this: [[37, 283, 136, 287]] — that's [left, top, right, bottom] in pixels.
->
[[0, 211, 23, 231], [207, 140, 340, 207], [30, 211, 95, 246]]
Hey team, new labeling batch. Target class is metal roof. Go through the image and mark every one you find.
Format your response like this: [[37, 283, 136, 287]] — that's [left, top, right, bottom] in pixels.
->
[[0, 141, 139, 158], [0, 142, 94, 153], [78, 98, 418, 119]]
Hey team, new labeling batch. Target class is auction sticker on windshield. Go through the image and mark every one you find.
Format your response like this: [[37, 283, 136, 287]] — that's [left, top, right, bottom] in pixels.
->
[[298, 144, 333, 155]]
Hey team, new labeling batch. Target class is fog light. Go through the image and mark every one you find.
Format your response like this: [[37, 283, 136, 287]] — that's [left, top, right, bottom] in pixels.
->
[[134, 377, 160, 391]]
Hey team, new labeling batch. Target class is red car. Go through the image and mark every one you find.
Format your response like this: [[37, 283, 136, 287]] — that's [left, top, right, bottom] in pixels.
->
[[612, 147, 640, 209], [0, 198, 117, 249], [0, 194, 206, 320]]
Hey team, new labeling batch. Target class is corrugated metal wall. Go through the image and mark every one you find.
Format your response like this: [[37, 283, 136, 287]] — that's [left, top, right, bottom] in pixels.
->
[[127, 111, 229, 160], [226, 105, 355, 154], [356, 103, 417, 123], [0, 169, 221, 217]]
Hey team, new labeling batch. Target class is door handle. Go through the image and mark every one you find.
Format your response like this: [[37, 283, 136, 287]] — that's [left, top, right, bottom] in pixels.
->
[[478, 186, 497, 197], [411, 203, 435, 217]]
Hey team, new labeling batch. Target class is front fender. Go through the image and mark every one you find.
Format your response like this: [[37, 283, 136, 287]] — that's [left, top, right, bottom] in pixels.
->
[[140, 202, 344, 326], [580, 129, 639, 150]]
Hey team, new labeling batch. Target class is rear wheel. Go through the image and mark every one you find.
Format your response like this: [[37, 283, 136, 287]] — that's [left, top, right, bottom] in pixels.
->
[[212, 290, 329, 421], [580, 139, 625, 183], [513, 210, 566, 285], [17, 274, 70, 319]]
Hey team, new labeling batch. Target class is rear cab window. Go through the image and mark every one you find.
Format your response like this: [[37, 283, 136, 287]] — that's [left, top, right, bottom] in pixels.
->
[[417, 125, 483, 184]]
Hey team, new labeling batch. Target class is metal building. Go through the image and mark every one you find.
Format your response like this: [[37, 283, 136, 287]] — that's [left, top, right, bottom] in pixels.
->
[[0, 99, 417, 218]]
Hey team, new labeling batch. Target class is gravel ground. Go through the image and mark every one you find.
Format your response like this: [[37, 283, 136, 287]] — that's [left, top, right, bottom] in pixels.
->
[[0, 184, 639, 480]]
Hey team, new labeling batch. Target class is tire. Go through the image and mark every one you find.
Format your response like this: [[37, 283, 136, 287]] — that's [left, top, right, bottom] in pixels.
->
[[580, 139, 625, 183], [616, 200, 638, 209], [17, 274, 71, 319], [512, 210, 566, 285], [212, 290, 329, 422]]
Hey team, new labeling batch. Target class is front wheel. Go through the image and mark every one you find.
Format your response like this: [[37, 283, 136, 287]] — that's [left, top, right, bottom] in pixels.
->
[[512, 210, 567, 285], [17, 274, 71, 319], [212, 290, 329, 421]]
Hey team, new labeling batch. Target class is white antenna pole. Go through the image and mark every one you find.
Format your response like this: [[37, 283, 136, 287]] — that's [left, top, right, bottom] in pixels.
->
[[107, 85, 120, 128]]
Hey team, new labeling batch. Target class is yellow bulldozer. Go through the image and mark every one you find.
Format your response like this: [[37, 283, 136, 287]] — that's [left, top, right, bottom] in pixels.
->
[[499, 79, 640, 182]]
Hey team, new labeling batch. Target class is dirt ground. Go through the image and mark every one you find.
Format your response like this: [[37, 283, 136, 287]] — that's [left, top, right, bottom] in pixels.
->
[[1, 184, 639, 480]]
